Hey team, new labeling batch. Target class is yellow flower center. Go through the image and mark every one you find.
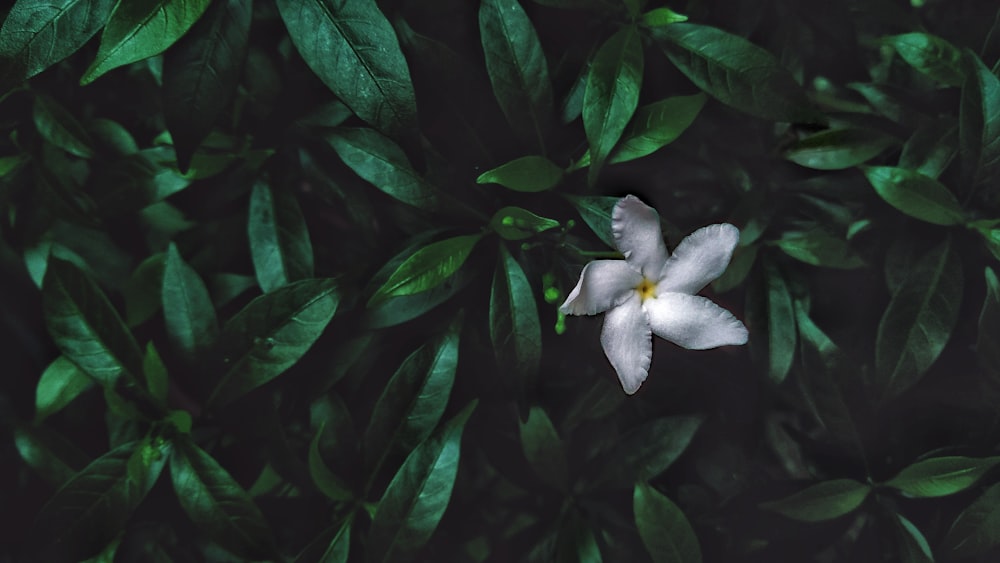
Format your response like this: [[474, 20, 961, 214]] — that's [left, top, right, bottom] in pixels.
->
[[636, 278, 657, 301]]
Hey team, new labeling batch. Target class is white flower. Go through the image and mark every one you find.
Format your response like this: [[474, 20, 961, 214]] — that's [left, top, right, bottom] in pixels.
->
[[561, 195, 749, 394]]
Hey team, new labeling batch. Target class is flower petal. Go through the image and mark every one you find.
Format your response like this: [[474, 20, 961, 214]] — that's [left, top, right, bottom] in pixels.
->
[[644, 292, 748, 350], [560, 260, 642, 316], [612, 195, 669, 279], [600, 293, 652, 394], [657, 223, 740, 295]]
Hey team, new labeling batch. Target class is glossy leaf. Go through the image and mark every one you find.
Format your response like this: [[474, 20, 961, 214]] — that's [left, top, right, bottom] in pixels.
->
[[887, 32, 964, 87], [785, 128, 896, 170], [519, 406, 568, 489], [895, 513, 934, 563], [162, 243, 218, 363], [170, 436, 274, 559], [566, 195, 619, 248], [208, 278, 340, 407], [634, 482, 702, 563], [605, 93, 705, 165], [490, 206, 560, 240], [775, 231, 864, 269], [584, 25, 643, 183], [367, 401, 476, 563], [42, 258, 144, 386], [479, 0, 553, 149], [277, 0, 416, 137], [960, 50, 1000, 184], [490, 244, 541, 381], [35, 355, 96, 421], [876, 239, 962, 399], [885, 456, 1000, 498], [81, 0, 212, 84], [248, 180, 314, 292], [163, 0, 252, 172], [476, 155, 563, 192], [369, 234, 481, 305], [652, 22, 822, 123], [863, 166, 964, 225], [33, 94, 94, 158], [760, 479, 870, 522], [640, 7, 688, 27], [944, 480, 1000, 557]]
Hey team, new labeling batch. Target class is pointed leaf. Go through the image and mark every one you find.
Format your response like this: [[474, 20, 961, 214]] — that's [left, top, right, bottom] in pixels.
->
[[895, 513, 934, 563], [634, 482, 702, 563], [162, 243, 218, 363], [885, 456, 1000, 498], [519, 406, 568, 489], [944, 480, 1000, 557], [33, 94, 95, 158], [490, 206, 561, 241], [785, 128, 896, 170], [369, 234, 481, 305], [640, 7, 688, 27], [583, 415, 704, 488], [960, 50, 1000, 184], [248, 180, 314, 292], [605, 93, 705, 165], [566, 195, 619, 248], [476, 155, 563, 192], [14, 424, 89, 486], [764, 261, 796, 384], [35, 355, 96, 422], [887, 32, 964, 87], [864, 166, 964, 225], [775, 231, 864, 269], [309, 424, 354, 501], [490, 245, 541, 379], [760, 479, 870, 522]]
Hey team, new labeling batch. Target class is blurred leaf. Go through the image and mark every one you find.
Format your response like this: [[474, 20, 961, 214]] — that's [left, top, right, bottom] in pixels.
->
[[567, 195, 619, 248], [369, 234, 481, 305], [248, 180, 314, 292], [898, 118, 958, 179], [640, 7, 688, 26], [170, 436, 274, 559], [35, 355, 96, 422], [886, 32, 964, 87], [162, 243, 218, 363], [978, 267, 1000, 377], [652, 22, 822, 123], [43, 258, 144, 386], [764, 261, 796, 384], [327, 127, 442, 211], [884, 456, 1000, 498], [208, 278, 340, 408], [775, 231, 864, 269], [124, 253, 165, 327], [583, 415, 704, 489], [142, 342, 168, 408], [364, 316, 460, 474], [584, 25, 643, 183], [479, 0, 554, 149], [476, 155, 563, 192], [895, 513, 933, 563], [712, 244, 757, 293], [490, 206, 561, 240], [944, 480, 1000, 557], [81, 0, 212, 84], [876, 238, 962, 399], [14, 424, 89, 486], [863, 166, 964, 225], [309, 423, 354, 501], [163, 0, 251, 172], [960, 49, 1000, 185], [367, 401, 477, 563], [634, 482, 702, 563], [784, 128, 895, 170], [759, 479, 870, 522], [33, 94, 95, 158], [519, 406, 568, 489], [490, 245, 542, 381]]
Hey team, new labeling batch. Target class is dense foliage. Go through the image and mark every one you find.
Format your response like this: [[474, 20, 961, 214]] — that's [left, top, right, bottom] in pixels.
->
[[2, 0, 1000, 561]]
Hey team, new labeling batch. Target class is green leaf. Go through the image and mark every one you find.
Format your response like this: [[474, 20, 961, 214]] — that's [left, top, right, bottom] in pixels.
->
[[490, 244, 542, 380], [863, 166, 964, 225], [960, 50, 1000, 185], [327, 127, 442, 211], [163, 0, 252, 172], [784, 128, 896, 170], [479, 0, 554, 149], [293, 517, 353, 563], [584, 25, 643, 184], [0, 0, 114, 88], [519, 406, 568, 489], [876, 239, 962, 399], [35, 355, 96, 422], [944, 480, 1000, 557], [368, 401, 477, 563], [898, 118, 958, 179], [885, 456, 1000, 498], [605, 93, 705, 165], [369, 234, 481, 305], [764, 261, 796, 384], [364, 317, 460, 475], [489, 206, 561, 240], [33, 94, 95, 158], [634, 482, 702, 563], [476, 155, 564, 192], [162, 243, 218, 363], [640, 7, 688, 27], [208, 278, 340, 408], [29, 438, 170, 562], [886, 32, 964, 87], [979, 267, 1000, 377], [14, 424, 89, 486], [895, 513, 933, 563], [775, 231, 864, 269], [759, 479, 870, 522], [583, 415, 704, 488], [566, 195, 619, 248], [651, 22, 822, 123], [170, 436, 274, 559], [42, 258, 144, 386], [309, 423, 354, 501], [124, 253, 165, 327], [81, 0, 213, 84], [277, 0, 416, 137], [248, 180, 314, 292]]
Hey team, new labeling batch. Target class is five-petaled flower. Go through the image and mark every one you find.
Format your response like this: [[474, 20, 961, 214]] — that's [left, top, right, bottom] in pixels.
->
[[560, 195, 749, 394]]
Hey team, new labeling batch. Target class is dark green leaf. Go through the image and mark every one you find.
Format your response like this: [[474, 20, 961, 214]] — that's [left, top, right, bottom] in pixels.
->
[[960, 50, 1000, 184], [309, 423, 354, 501], [519, 406, 568, 489], [479, 0, 554, 149], [293, 517, 353, 563], [208, 278, 339, 408], [898, 118, 958, 179], [712, 244, 757, 293], [784, 128, 896, 170], [170, 436, 274, 559], [490, 244, 541, 380], [652, 22, 822, 123], [764, 261, 796, 384], [327, 127, 442, 211], [248, 180, 314, 292], [14, 424, 89, 486], [276, 0, 416, 137], [81, 0, 213, 84], [603, 93, 705, 165], [775, 231, 864, 269], [163, 0, 252, 172], [142, 342, 168, 407], [566, 195, 619, 248], [490, 206, 561, 240], [895, 513, 933, 563], [43, 258, 144, 386], [634, 482, 702, 563], [863, 166, 964, 225], [978, 267, 1000, 377], [35, 355, 96, 421], [759, 479, 870, 522], [124, 253, 165, 327], [885, 456, 1000, 498], [876, 239, 962, 399], [33, 94, 95, 158], [369, 234, 481, 305], [886, 32, 964, 87], [162, 243, 218, 363], [583, 25, 643, 184], [367, 401, 477, 563], [584, 415, 704, 488], [944, 480, 1000, 557], [476, 155, 564, 192]]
